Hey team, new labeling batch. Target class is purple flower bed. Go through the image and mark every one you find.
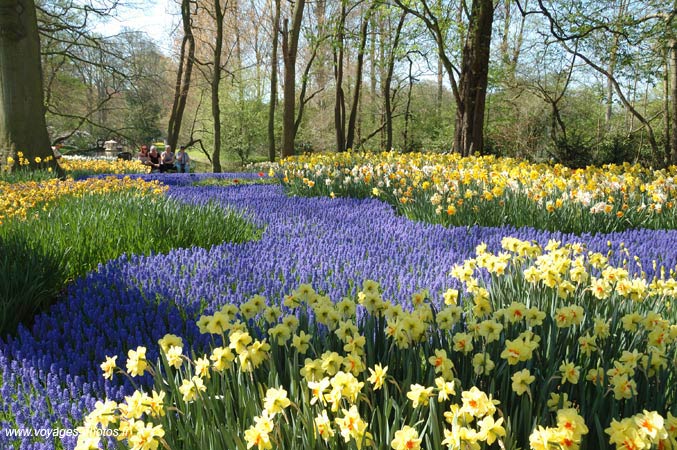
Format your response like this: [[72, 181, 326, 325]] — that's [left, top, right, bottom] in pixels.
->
[[88, 172, 269, 186], [2, 182, 677, 449]]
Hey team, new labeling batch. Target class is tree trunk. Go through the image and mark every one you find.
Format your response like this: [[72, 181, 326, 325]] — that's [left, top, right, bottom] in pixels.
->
[[267, 0, 280, 162], [314, 0, 328, 108], [333, 1, 346, 153], [606, 34, 620, 126], [605, 0, 627, 128], [294, 44, 319, 136], [346, 2, 375, 152], [437, 56, 443, 121], [403, 56, 414, 151], [453, 0, 494, 156], [379, 12, 386, 150], [281, 0, 305, 158], [500, 0, 510, 67], [369, 15, 377, 141], [0, 0, 54, 171], [383, 11, 406, 152], [393, 0, 489, 155], [211, 0, 224, 173], [235, 0, 248, 165], [671, 38, 677, 164], [167, 0, 195, 151]]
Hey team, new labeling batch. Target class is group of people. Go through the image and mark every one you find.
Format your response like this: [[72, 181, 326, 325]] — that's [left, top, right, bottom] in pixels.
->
[[138, 144, 191, 173]]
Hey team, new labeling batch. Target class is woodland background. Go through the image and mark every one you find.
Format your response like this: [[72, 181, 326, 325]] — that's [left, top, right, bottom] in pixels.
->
[[36, 0, 677, 169]]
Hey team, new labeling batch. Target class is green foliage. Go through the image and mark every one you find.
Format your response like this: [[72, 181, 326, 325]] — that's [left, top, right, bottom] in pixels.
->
[[0, 235, 66, 338], [222, 98, 269, 164], [88, 248, 676, 449], [191, 176, 278, 188], [0, 192, 261, 337], [548, 134, 594, 169], [594, 134, 642, 166], [0, 169, 57, 183]]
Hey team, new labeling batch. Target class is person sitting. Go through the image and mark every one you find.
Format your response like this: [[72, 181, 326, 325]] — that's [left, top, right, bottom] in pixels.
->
[[175, 146, 191, 173], [138, 145, 150, 165], [148, 146, 161, 172], [160, 145, 175, 173]]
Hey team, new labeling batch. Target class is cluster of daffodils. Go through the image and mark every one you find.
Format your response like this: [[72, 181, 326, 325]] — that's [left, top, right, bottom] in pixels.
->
[[82, 234, 676, 449], [3, 152, 57, 171], [244, 387, 292, 449], [605, 410, 677, 450], [60, 155, 148, 174], [450, 238, 677, 398], [277, 151, 677, 231], [3, 153, 147, 175], [78, 345, 166, 450], [0, 176, 167, 223], [529, 408, 589, 450]]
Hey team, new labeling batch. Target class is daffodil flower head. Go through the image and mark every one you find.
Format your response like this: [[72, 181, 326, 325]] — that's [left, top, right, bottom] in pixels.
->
[[229, 330, 253, 354], [100, 355, 117, 380], [263, 387, 291, 416], [407, 383, 434, 408], [511, 368, 535, 396], [367, 363, 388, 390], [314, 410, 335, 441], [207, 312, 231, 335], [391, 425, 421, 450], [435, 377, 456, 402], [179, 376, 206, 402], [472, 352, 495, 376], [158, 334, 183, 354], [125, 346, 148, 377], [194, 356, 211, 379], [166, 345, 183, 369]]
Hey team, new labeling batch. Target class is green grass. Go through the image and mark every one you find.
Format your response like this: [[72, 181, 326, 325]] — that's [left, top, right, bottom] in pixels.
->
[[0, 191, 261, 337], [192, 177, 279, 187], [187, 149, 270, 173]]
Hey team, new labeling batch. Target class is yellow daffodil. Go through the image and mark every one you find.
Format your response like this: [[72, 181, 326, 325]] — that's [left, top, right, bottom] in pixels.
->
[[126, 346, 148, 377], [179, 376, 206, 402], [435, 377, 456, 401], [315, 410, 335, 441], [511, 368, 535, 396], [194, 356, 211, 379], [100, 355, 117, 380], [477, 415, 506, 445], [367, 363, 388, 390], [559, 361, 580, 384], [391, 426, 421, 450], [291, 330, 312, 353], [263, 387, 291, 416], [158, 334, 183, 354], [165, 345, 183, 369], [407, 383, 434, 408]]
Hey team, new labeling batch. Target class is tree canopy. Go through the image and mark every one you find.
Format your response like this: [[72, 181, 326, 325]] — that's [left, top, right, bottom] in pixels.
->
[[2, 0, 677, 171]]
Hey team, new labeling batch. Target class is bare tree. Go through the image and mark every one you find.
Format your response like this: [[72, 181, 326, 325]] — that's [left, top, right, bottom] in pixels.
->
[[167, 0, 196, 152], [209, 0, 226, 172], [520, 0, 668, 163], [333, 1, 347, 153], [281, 0, 306, 157], [268, 0, 281, 161], [346, 1, 377, 151], [383, 10, 406, 152], [671, 36, 677, 163]]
